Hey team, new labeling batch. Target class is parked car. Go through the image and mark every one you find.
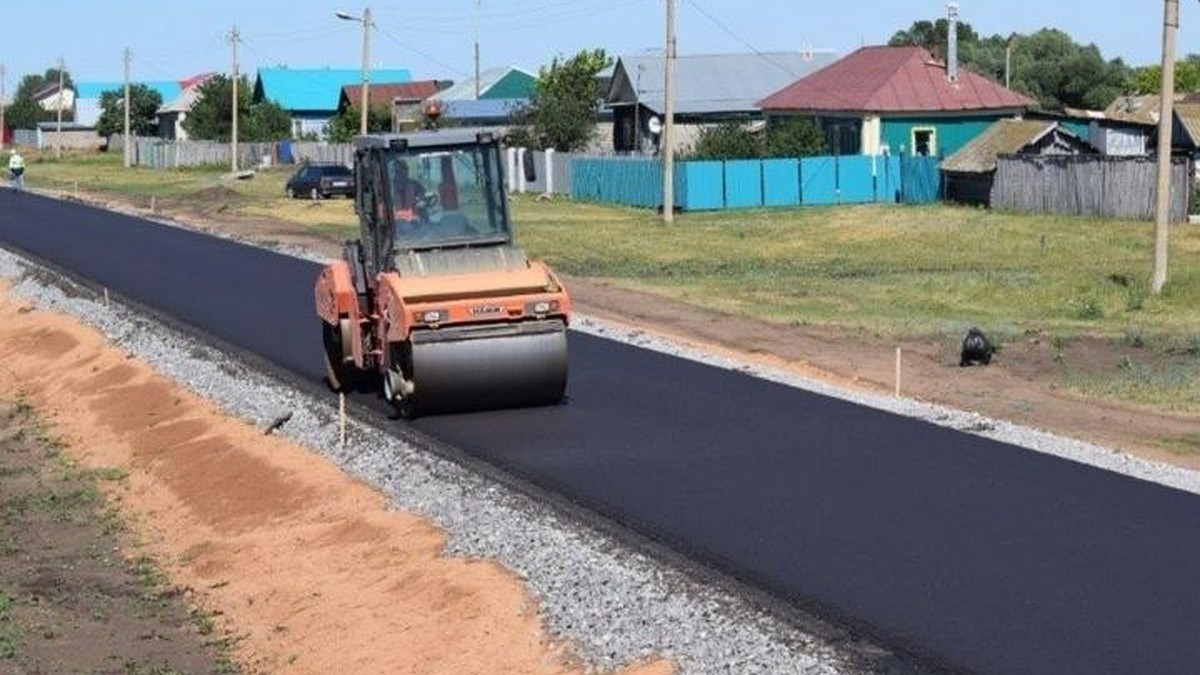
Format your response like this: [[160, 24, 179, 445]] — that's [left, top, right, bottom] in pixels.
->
[[285, 163, 355, 199]]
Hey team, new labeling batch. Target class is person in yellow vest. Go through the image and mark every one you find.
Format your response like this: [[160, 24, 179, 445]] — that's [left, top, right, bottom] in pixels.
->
[[8, 149, 25, 191]]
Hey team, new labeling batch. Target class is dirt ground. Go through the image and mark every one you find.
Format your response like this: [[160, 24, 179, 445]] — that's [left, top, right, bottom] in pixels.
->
[[0, 293, 673, 674], [4, 187, 1195, 674]]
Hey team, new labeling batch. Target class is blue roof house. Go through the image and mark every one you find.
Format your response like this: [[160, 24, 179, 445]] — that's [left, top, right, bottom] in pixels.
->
[[253, 67, 411, 138], [74, 81, 182, 127]]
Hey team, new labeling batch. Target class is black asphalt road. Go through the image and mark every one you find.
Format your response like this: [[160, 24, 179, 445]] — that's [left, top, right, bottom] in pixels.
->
[[3, 190, 1199, 674]]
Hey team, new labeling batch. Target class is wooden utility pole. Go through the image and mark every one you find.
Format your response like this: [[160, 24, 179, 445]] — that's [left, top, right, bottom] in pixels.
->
[[662, 0, 677, 223], [55, 57, 65, 159], [123, 47, 132, 168], [1152, 0, 1178, 295], [1, 63, 6, 149], [230, 25, 240, 173]]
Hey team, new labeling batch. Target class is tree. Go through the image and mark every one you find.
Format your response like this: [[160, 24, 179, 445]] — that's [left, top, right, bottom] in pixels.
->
[[324, 105, 391, 142], [5, 67, 76, 129], [512, 49, 612, 151], [889, 18, 980, 57], [685, 123, 760, 160], [684, 117, 826, 160], [1008, 29, 1130, 110], [95, 84, 163, 137], [183, 74, 290, 142], [763, 117, 826, 157], [1131, 55, 1200, 94]]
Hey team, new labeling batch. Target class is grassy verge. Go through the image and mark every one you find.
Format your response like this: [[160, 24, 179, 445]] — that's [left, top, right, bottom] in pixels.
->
[[18, 150, 1200, 412], [0, 396, 239, 673]]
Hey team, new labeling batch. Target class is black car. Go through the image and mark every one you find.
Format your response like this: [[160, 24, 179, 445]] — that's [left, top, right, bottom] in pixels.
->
[[285, 163, 355, 200]]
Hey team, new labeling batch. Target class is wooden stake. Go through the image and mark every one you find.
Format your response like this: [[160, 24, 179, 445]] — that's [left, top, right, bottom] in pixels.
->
[[894, 347, 902, 397], [339, 392, 346, 448]]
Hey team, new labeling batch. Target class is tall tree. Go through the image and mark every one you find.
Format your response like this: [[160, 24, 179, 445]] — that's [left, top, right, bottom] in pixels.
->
[[1131, 55, 1200, 94], [324, 104, 391, 142], [95, 84, 163, 137], [6, 67, 76, 128], [1008, 29, 1130, 110], [888, 18, 980, 58], [511, 49, 612, 151], [183, 74, 290, 142]]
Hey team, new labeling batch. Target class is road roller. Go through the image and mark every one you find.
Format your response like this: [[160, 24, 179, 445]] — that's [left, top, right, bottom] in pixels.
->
[[314, 129, 570, 417]]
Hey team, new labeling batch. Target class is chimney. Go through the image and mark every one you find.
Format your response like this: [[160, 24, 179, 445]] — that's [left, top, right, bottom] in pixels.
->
[[947, 2, 959, 83]]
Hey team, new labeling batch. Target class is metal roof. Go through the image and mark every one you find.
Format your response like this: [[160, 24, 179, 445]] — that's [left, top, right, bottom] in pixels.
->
[[605, 51, 838, 116], [1174, 103, 1200, 146], [441, 98, 524, 121], [759, 46, 1032, 114], [255, 67, 411, 112], [432, 67, 536, 102], [341, 80, 445, 108], [75, 81, 181, 101]]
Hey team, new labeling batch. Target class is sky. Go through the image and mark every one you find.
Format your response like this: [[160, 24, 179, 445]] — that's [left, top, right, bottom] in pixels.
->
[[3, 0, 1199, 89]]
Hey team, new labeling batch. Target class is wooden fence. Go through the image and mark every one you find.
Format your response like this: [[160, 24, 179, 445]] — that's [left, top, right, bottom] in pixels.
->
[[991, 155, 1191, 222]]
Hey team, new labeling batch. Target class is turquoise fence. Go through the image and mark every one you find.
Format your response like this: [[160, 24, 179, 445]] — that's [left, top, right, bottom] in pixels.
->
[[570, 155, 942, 210]]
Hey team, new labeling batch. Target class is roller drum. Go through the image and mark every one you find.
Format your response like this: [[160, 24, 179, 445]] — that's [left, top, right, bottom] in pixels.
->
[[408, 319, 567, 414]]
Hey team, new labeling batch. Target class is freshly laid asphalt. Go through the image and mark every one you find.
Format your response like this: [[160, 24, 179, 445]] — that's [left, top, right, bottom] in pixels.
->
[[3, 190, 1199, 674]]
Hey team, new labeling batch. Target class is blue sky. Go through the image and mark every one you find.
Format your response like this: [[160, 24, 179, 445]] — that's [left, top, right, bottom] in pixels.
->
[[4, 0, 1199, 87]]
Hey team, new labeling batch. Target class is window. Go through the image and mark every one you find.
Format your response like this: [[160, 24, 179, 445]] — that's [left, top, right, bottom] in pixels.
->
[[912, 127, 936, 156]]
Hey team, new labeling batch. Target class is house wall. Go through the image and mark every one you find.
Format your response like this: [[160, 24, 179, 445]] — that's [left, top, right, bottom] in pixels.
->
[[1090, 123, 1150, 156], [291, 113, 335, 139], [880, 116, 999, 157]]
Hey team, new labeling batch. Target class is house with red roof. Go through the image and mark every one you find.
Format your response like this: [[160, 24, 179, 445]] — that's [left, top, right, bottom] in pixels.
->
[[758, 45, 1032, 158], [338, 80, 450, 132]]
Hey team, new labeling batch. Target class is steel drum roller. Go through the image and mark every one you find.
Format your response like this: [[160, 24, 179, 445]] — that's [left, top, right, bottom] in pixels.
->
[[408, 320, 568, 414]]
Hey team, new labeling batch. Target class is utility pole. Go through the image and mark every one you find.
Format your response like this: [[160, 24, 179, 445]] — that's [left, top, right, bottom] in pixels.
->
[[662, 0, 677, 223], [359, 7, 372, 134], [474, 0, 482, 98], [336, 7, 372, 134], [123, 47, 132, 168], [1, 63, 6, 150], [230, 25, 240, 173], [55, 57, 65, 159], [1152, 0, 1178, 295]]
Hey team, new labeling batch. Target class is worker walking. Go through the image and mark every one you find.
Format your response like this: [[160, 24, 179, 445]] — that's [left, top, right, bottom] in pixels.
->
[[8, 149, 25, 191]]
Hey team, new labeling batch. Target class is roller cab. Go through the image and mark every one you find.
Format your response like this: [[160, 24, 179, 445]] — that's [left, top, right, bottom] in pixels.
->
[[315, 129, 570, 417]]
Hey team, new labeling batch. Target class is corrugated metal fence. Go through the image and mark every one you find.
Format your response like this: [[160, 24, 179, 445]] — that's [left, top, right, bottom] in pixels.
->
[[571, 155, 942, 210], [992, 155, 1191, 222]]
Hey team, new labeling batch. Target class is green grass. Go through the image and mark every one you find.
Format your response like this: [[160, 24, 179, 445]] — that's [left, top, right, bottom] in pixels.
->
[[512, 196, 1200, 339], [0, 591, 17, 659]]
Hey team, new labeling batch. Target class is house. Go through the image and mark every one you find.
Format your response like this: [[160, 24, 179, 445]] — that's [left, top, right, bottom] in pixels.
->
[[30, 82, 74, 118], [432, 66, 537, 101], [1170, 101, 1200, 159], [337, 80, 447, 131], [604, 50, 838, 154], [157, 74, 216, 140], [940, 118, 1095, 206], [422, 66, 536, 127], [74, 81, 181, 127], [253, 67, 411, 138], [759, 45, 1032, 157]]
